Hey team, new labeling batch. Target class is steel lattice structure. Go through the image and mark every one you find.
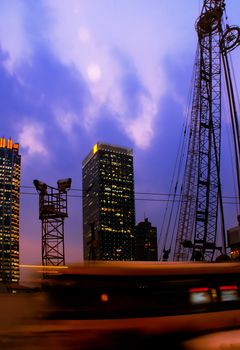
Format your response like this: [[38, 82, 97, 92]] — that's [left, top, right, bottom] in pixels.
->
[[173, 0, 240, 261], [34, 178, 71, 267]]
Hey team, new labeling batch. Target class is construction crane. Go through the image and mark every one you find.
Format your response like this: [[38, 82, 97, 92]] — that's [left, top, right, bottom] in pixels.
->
[[171, 0, 240, 261]]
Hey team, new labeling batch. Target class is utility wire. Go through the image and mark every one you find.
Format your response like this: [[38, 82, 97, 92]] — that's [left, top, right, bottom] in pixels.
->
[[19, 191, 240, 205], [20, 186, 239, 199]]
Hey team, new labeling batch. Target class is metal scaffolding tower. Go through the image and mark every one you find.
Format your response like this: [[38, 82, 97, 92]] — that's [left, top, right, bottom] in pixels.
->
[[33, 178, 72, 267], [173, 0, 240, 261]]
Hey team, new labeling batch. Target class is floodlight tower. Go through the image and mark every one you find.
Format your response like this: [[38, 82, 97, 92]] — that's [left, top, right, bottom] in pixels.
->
[[33, 178, 72, 267]]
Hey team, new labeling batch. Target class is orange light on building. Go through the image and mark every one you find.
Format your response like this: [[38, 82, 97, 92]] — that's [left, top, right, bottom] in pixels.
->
[[7, 138, 13, 149], [0, 137, 6, 148], [0, 138, 19, 150]]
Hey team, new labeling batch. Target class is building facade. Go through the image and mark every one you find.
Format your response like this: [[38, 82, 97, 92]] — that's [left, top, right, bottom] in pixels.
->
[[0, 137, 21, 283], [135, 218, 158, 261], [82, 143, 136, 261], [227, 220, 240, 261]]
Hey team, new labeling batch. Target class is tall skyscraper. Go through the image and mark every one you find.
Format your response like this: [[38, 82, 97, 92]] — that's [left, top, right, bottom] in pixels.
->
[[0, 137, 21, 283], [135, 218, 158, 261], [82, 142, 136, 261]]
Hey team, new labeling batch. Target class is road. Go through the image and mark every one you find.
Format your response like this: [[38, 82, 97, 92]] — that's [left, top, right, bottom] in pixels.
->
[[1, 308, 240, 350]]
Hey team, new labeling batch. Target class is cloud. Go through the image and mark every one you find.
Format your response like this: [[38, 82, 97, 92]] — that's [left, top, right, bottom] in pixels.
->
[[53, 108, 78, 135], [18, 122, 48, 158], [87, 63, 102, 82], [0, 0, 199, 150], [0, 0, 31, 74], [41, 0, 174, 149], [78, 26, 90, 43], [123, 94, 156, 149]]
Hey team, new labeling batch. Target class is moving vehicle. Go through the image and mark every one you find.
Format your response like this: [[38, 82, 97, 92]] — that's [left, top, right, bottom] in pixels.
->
[[40, 261, 240, 331], [2, 261, 240, 349]]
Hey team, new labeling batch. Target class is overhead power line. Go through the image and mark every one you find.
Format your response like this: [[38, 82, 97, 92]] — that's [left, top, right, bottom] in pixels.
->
[[20, 187, 239, 204]]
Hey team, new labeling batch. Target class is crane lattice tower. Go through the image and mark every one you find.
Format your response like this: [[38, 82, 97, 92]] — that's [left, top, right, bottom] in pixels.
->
[[173, 0, 240, 261]]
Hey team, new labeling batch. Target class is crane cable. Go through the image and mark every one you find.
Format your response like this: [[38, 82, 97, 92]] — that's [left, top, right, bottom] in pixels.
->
[[158, 51, 196, 260], [222, 51, 240, 214], [228, 51, 240, 215]]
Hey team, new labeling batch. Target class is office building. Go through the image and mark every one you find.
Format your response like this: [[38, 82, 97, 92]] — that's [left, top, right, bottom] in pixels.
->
[[0, 137, 21, 283], [82, 142, 136, 261], [135, 218, 158, 261]]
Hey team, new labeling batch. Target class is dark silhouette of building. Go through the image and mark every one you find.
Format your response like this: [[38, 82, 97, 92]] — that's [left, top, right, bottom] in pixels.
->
[[227, 216, 240, 261], [135, 218, 158, 261], [0, 137, 21, 283], [82, 142, 136, 261]]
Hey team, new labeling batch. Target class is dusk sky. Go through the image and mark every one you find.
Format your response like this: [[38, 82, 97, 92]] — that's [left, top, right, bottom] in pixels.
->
[[1, 1, 240, 276]]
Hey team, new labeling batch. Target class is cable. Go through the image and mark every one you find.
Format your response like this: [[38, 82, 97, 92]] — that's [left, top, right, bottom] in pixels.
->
[[19, 191, 240, 206], [20, 187, 240, 199]]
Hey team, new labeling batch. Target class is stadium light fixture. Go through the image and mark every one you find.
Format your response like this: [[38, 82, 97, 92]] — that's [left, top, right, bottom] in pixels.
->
[[57, 178, 72, 192], [33, 179, 47, 193]]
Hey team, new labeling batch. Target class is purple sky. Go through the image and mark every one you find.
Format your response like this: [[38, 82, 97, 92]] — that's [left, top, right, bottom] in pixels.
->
[[1, 1, 240, 275]]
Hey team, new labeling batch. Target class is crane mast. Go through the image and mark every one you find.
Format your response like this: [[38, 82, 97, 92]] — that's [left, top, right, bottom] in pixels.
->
[[173, 0, 240, 261]]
